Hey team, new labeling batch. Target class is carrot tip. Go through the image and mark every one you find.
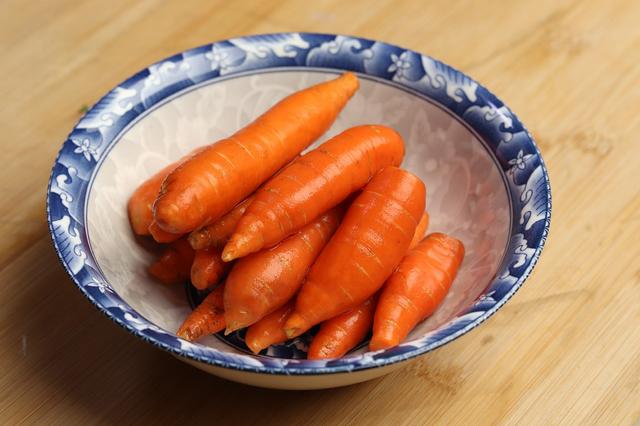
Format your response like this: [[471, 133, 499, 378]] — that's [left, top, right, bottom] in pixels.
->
[[176, 329, 192, 341], [283, 327, 299, 339], [221, 251, 236, 262]]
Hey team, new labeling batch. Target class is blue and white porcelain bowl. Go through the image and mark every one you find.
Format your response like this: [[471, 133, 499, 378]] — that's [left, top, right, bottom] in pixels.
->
[[47, 33, 551, 390]]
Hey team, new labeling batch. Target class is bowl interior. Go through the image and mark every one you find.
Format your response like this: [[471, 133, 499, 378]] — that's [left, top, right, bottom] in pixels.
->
[[86, 70, 510, 358]]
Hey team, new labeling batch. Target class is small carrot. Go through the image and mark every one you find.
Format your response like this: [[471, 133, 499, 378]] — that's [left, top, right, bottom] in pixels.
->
[[224, 208, 342, 334], [147, 238, 195, 285], [244, 301, 294, 354], [284, 167, 426, 338], [177, 284, 225, 341], [369, 233, 464, 351], [127, 148, 204, 236], [307, 296, 376, 360], [188, 196, 253, 250], [222, 125, 405, 261], [154, 72, 359, 234], [409, 212, 429, 250], [190, 247, 231, 290], [149, 220, 183, 243]]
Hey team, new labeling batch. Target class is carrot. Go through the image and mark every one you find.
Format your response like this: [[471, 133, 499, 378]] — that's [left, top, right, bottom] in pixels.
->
[[176, 284, 225, 341], [188, 196, 253, 250], [284, 167, 426, 338], [307, 296, 376, 360], [222, 125, 405, 261], [148, 220, 182, 243], [154, 72, 359, 234], [224, 207, 342, 334], [305, 212, 427, 359], [127, 148, 204, 236], [409, 212, 429, 250], [369, 233, 464, 351], [147, 238, 195, 285], [190, 247, 231, 290], [244, 301, 294, 354]]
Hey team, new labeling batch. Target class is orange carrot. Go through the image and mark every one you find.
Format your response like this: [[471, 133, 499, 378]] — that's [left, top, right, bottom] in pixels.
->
[[190, 248, 231, 290], [244, 301, 294, 354], [154, 73, 359, 234], [284, 167, 426, 338], [127, 148, 204, 236], [307, 296, 376, 360], [222, 125, 405, 261], [369, 233, 464, 351], [224, 208, 342, 333], [147, 238, 195, 285], [409, 212, 429, 250], [305, 212, 427, 359], [188, 196, 253, 250], [148, 220, 182, 243], [177, 284, 225, 341]]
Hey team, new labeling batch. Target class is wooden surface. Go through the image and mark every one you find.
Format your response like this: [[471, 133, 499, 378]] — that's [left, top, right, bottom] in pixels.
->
[[1, 0, 639, 424]]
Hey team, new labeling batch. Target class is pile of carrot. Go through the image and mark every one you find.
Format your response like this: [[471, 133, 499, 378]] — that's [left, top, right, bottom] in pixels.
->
[[127, 72, 465, 359]]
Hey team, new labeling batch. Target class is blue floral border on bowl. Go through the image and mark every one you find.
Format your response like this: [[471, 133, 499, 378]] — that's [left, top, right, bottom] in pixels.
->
[[46, 33, 551, 375]]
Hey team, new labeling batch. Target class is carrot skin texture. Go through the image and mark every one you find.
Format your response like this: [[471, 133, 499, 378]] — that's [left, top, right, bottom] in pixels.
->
[[148, 220, 183, 243], [369, 233, 464, 351], [307, 296, 376, 360], [224, 208, 342, 333], [154, 73, 359, 234], [284, 167, 426, 337], [306, 213, 426, 359], [177, 284, 225, 341], [409, 213, 429, 250], [147, 239, 195, 285], [127, 148, 204, 236], [223, 125, 405, 261], [188, 196, 253, 250], [190, 248, 231, 290], [244, 301, 294, 354], [128, 163, 176, 235]]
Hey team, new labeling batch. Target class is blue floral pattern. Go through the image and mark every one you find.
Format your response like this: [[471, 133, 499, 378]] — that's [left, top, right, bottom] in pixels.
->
[[46, 33, 551, 375]]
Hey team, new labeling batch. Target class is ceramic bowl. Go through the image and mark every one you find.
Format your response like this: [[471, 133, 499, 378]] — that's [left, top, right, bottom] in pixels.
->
[[47, 33, 551, 390]]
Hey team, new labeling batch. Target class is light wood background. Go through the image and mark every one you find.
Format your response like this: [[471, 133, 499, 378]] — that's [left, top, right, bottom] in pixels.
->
[[1, 0, 639, 424]]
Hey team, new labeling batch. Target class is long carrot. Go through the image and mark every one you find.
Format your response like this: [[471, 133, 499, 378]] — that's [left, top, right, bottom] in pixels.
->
[[190, 248, 231, 290], [154, 72, 359, 234], [306, 213, 428, 359], [127, 148, 203, 236], [224, 208, 342, 334], [409, 212, 429, 250], [176, 284, 225, 341], [244, 301, 294, 354], [369, 233, 464, 351], [307, 296, 376, 360], [284, 167, 426, 338], [149, 220, 182, 243], [222, 125, 404, 261], [147, 238, 195, 285], [188, 196, 253, 250]]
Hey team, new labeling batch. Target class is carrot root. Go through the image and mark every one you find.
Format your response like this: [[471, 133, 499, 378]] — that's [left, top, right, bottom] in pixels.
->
[[177, 284, 226, 341]]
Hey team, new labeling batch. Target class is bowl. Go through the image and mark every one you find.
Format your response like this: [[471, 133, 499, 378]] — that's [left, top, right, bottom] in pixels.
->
[[47, 32, 551, 390]]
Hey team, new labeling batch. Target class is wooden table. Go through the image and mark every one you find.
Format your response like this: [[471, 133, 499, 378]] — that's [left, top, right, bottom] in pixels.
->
[[1, 0, 639, 423]]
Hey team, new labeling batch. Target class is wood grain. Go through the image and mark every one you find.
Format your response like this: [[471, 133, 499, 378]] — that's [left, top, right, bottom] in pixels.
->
[[1, 0, 639, 424]]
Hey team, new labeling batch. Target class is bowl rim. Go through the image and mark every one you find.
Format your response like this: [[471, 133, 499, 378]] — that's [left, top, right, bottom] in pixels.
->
[[46, 32, 551, 376]]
